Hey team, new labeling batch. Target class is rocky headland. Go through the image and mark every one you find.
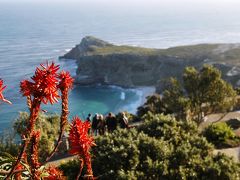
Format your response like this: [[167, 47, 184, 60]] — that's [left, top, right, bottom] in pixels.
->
[[60, 36, 240, 92]]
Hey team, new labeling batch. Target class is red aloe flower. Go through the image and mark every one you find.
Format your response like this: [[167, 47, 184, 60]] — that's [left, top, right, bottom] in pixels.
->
[[58, 70, 74, 90], [69, 116, 95, 156], [44, 166, 65, 180], [20, 62, 60, 104], [0, 79, 11, 104], [69, 117, 95, 175]]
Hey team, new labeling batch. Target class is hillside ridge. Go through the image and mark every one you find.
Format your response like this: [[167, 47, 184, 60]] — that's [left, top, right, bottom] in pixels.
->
[[61, 36, 240, 91]]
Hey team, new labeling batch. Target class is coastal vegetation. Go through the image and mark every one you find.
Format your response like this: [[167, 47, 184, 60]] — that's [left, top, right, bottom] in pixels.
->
[[13, 112, 64, 162], [203, 122, 240, 149], [76, 36, 240, 67], [65, 36, 220, 57], [138, 65, 236, 124], [0, 62, 240, 179], [90, 44, 159, 56], [90, 114, 240, 179]]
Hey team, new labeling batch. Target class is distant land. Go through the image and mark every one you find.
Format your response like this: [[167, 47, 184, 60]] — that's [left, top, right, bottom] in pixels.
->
[[61, 36, 240, 92]]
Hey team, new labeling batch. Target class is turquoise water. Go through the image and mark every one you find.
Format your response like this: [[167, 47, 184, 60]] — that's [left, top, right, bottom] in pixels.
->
[[0, 85, 139, 132], [0, 2, 240, 131]]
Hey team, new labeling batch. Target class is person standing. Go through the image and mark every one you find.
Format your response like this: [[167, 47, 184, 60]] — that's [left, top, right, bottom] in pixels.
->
[[106, 112, 117, 133], [119, 112, 129, 129], [86, 113, 92, 134], [92, 113, 99, 135], [86, 113, 92, 123], [97, 114, 106, 135]]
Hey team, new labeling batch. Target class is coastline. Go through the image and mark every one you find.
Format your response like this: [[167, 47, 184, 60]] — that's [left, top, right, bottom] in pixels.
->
[[119, 86, 156, 114], [136, 86, 156, 105], [58, 57, 156, 115]]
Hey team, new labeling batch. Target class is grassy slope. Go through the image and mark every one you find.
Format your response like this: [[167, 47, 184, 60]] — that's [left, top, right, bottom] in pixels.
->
[[83, 41, 240, 67], [87, 43, 219, 58], [88, 45, 160, 56]]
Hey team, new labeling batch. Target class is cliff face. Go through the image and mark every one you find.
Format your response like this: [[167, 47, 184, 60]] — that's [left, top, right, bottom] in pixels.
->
[[61, 36, 240, 91]]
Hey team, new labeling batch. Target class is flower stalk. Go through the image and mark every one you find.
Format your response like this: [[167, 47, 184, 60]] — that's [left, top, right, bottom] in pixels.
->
[[30, 130, 41, 180], [5, 99, 41, 180], [45, 71, 74, 162]]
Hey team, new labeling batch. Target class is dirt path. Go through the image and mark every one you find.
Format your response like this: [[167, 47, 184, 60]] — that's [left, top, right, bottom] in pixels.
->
[[214, 147, 240, 162], [199, 111, 240, 131], [46, 155, 78, 167]]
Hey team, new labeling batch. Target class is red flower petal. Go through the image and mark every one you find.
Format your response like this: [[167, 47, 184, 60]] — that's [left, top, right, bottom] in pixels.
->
[[58, 70, 74, 90], [44, 166, 65, 180], [20, 62, 60, 104]]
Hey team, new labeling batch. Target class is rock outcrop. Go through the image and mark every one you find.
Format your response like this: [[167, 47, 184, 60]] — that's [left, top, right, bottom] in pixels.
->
[[60, 36, 240, 91]]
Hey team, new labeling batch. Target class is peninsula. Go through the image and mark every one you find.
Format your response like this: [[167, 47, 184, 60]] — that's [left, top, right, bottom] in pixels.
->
[[61, 36, 240, 91]]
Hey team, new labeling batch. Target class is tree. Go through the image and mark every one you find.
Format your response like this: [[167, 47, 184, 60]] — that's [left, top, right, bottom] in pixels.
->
[[137, 94, 167, 117], [154, 65, 236, 124], [183, 65, 236, 123], [162, 77, 190, 120]]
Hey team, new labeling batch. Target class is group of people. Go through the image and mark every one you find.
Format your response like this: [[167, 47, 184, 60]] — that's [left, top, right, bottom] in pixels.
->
[[86, 112, 129, 135]]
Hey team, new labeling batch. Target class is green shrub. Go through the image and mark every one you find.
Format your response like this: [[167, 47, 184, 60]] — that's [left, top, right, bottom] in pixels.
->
[[92, 128, 140, 179], [89, 114, 240, 179], [13, 112, 67, 161], [0, 140, 19, 157], [138, 113, 199, 141], [0, 111, 64, 162], [0, 129, 19, 156], [59, 159, 80, 180], [203, 122, 240, 148]]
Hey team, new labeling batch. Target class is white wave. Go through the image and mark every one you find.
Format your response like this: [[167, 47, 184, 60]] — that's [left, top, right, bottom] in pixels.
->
[[65, 49, 71, 52], [227, 67, 240, 76], [108, 85, 125, 90], [118, 86, 155, 114], [120, 92, 126, 100]]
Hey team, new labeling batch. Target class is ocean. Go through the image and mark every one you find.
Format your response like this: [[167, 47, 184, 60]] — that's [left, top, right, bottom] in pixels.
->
[[0, 1, 240, 132]]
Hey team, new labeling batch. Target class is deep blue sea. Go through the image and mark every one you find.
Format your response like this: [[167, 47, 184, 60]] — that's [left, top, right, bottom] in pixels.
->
[[0, 1, 240, 132]]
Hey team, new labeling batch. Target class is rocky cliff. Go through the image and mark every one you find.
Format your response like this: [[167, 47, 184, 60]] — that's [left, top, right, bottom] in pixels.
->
[[61, 36, 240, 91]]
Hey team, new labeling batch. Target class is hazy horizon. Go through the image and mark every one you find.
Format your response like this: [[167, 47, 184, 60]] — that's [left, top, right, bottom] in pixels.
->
[[1, 0, 240, 15], [1, 0, 240, 5]]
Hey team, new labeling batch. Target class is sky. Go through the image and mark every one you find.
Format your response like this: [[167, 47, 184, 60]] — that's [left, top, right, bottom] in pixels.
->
[[1, 0, 240, 9], [0, 0, 240, 17], [0, 0, 240, 4]]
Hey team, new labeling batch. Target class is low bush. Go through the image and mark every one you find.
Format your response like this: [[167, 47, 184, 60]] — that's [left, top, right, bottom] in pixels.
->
[[59, 159, 80, 180], [89, 113, 240, 179], [203, 122, 240, 148]]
